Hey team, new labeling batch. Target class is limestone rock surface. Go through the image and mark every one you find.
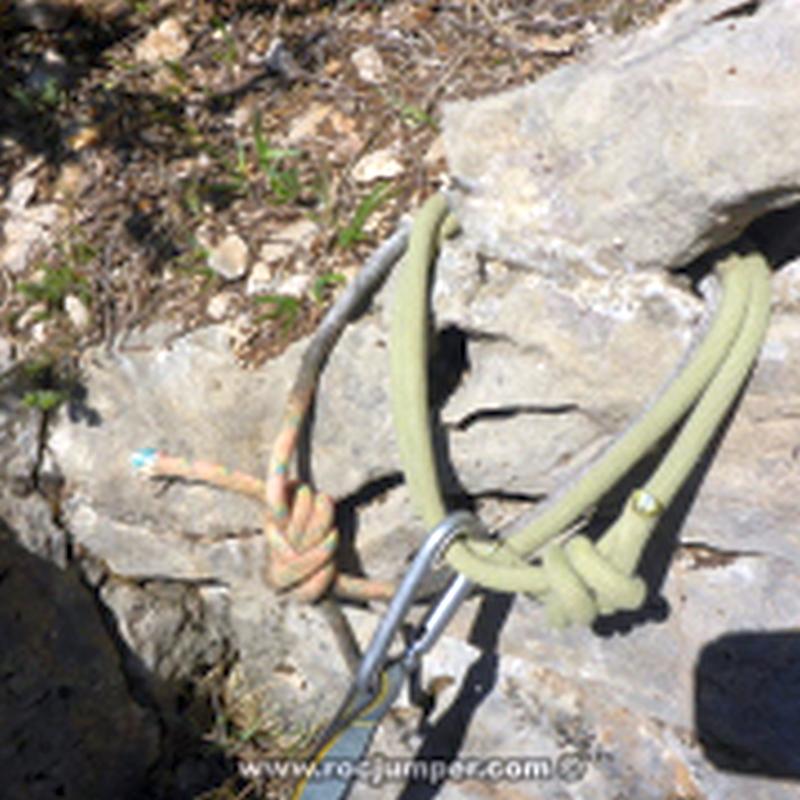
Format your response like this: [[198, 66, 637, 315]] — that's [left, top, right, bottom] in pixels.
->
[[44, 237, 800, 798], [15, 0, 800, 797], [444, 0, 800, 276], [48, 323, 356, 724]]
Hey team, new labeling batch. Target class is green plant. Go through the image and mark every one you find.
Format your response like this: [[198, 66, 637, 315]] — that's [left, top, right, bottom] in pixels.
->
[[179, 129, 252, 212], [311, 272, 346, 304], [309, 169, 333, 224], [9, 77, 64, 114], [18, 356, 70, 413], [181, 120, 207, 150], [181, 178, 203, 216], [380, 89, 438, 130], [38, 77, 63, 108], [22, 388, 67, 412], [210, 160, 249, 203], [252, 113, 302, 204], [17, 229, 95, 324], [253, 293, 302, 332], [162, 60, 191, 97], [17, 261, 92, 312], [211, 17, 239, 66], [170, 240, 217, 281], [337, 182, 394, 248], [399, 102, 437, 128]]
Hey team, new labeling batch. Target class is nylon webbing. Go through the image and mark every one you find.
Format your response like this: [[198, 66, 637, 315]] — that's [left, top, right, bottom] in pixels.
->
[[292, 661, 407, 800]]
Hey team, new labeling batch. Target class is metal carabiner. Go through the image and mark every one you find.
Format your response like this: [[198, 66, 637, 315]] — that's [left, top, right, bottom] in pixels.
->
[[354, 510, 482, 695], [307, 511, 484, 746], [295, 512, 489, 800], [401, 570, 474, 672]]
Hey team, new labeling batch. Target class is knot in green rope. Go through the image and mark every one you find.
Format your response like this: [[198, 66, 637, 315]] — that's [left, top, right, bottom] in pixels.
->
[[541, 533, 647, 627]]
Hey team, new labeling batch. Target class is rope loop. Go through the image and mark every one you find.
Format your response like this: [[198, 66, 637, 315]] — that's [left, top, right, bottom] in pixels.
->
[[388, 194, 772, 628]]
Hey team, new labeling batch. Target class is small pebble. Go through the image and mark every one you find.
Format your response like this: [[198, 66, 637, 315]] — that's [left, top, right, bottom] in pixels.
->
[[134, 18, 191, 64], [64, 294, 91, 332], [352, 148, 403, 183], [246, 261, 276, 297], [207, 291, 237, 320], [351, 45, 387, 84], [207, 233, 249, 280], [274, 273, 311, 299]]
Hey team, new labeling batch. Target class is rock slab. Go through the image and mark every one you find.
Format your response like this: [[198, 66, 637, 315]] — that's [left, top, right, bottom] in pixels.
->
[[444, 0, 800, 276], [20, 0, 800, 797]]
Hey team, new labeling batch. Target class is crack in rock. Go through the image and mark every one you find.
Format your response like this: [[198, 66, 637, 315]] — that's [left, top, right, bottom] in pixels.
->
[[676, 541, 763, 570], [446, 402, 582, 432], [707, 0, 762, 24]]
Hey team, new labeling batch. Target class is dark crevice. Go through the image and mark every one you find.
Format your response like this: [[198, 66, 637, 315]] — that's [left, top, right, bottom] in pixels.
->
[[460, 326, 514, 344], [70, 562, 238, 796], [707, 0, 762, 24], [745, 200, 800, 267], [677, 540, 763, 570], [135, 575, 230, 589], [428, 325, 519, 410], [428, 324, 470, 410], [6, 392, 239, 798], [471, 488, 547, 506], [677, 200, 800, 290], [333, 472, 404, 580], [447, 402, 581, 432]]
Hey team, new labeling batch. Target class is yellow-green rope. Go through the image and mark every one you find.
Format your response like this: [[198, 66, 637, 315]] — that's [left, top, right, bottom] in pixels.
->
[[389, 194, 771, 625], [389, 193, 451, 529]]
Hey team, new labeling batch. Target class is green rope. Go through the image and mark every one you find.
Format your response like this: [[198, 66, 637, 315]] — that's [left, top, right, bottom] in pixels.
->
[[389, 194, 771, 625], [389, 194, 451, 529]]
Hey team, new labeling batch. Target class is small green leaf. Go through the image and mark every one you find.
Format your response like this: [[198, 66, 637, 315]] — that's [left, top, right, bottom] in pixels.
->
[[163, 59, 189, 84], [22, 389, 66, 412], [69, 240, 96, 267], [269, 168, 301, 204], [251, 113, 303, 204], [253, 114, 300, 168], [337, 182, 394, 249], [253, 293, 301, 331], [182, 180, 202, 215], [311, 272, 346, 304], [400, 103, 437, 129], [38, 77, 63, 108], [17, 264, 91, 310]]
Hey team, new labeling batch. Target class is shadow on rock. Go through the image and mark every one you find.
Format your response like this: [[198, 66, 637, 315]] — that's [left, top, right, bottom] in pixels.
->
[[695, 629, 800, 780], [0, 531, 238, 799], [397, 591, 515, 800]]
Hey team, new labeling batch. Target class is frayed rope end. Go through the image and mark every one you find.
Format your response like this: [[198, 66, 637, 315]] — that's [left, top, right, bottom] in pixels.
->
[[131, 447, 159, 472]]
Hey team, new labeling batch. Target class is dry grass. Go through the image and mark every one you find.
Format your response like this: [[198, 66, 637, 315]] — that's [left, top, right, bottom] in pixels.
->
[[1, 0, 676, 378]]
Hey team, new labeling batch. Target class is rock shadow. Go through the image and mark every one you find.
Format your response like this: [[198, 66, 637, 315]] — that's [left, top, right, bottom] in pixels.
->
[[397, 591, 515, 800], [695, 629, 800, 780], [680, 200, 800, 289], [0, 530, 242, 799]]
